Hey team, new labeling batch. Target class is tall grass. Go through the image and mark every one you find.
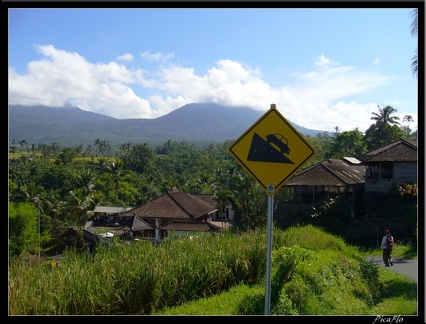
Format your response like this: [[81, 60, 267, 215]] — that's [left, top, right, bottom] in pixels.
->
[[9, 230, 266, 315], [9, 225, 416, 315]]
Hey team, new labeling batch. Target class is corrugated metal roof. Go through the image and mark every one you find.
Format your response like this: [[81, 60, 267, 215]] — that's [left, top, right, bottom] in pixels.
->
[[362, 139, 417, 163], [94, 206, 134, 214], [285, 158, 365, 186], [342, 157, 361, 164], [210, 220, 233, 229]]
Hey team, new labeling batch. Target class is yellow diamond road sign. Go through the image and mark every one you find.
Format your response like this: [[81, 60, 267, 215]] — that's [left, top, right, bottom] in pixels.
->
[[228, 105, 316, 196]]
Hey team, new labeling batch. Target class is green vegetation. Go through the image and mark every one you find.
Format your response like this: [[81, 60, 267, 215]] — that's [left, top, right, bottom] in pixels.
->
[[8, 112, 417, 259], [9, 226, 417, 315], [8, 105, 418, 315]]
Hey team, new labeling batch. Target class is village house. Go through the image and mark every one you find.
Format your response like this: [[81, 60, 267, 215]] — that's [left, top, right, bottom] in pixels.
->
[[283, 157, 366, 217], [361, 139, 417, 195], [83, 188, 233, 249]]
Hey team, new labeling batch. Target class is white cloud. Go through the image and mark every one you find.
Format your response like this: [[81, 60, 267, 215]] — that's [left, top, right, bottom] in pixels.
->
[[140, 50, 174, 62], [117, 53, 134, 62], [9, 46, 415, 133], [9, 45, 155, 118], [314, 54, 332, 68]]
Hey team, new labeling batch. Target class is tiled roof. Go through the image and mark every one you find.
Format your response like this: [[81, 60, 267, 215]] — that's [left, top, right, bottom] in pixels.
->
[[191, 194, 215, 207], [160, 220, 220, 232], [119, 188, 217, 220], [285, 158, 365, 186], [362, 139, 417, 163], [116, 216, 153, 232]]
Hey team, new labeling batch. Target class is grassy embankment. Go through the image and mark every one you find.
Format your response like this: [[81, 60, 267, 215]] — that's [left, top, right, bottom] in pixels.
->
[[9, 225, 417, 315]]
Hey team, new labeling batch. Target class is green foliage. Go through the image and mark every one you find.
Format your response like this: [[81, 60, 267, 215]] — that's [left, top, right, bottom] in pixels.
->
[[360, 105, 406, 151], [153, 284, 265, 315], [364, 123, 404, 151], [57, 147, 79, 165], [304, 132, 334, 165], [122, 143, 155, 174], [8, 122, 415, 257], [310, 195, 352, 221], [9, 202, 39, 256], [324, 129, 367, 160], [270, 245, 312, 308]]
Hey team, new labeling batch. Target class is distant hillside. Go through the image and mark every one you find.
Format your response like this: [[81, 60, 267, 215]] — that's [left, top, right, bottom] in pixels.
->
[[8, 103, 325, 147]]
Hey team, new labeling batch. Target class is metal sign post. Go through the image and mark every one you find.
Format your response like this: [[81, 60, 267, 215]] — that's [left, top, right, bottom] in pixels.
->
[[264, 185, 274, 315]]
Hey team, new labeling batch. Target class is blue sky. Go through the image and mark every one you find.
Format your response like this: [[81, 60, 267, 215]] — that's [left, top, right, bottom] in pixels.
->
[[8, 7, 419, 133]]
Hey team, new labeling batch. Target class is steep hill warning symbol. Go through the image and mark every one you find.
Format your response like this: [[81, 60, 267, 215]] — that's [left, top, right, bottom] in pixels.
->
[[228, 104, 315, 195], [247, 133, 294, 164]]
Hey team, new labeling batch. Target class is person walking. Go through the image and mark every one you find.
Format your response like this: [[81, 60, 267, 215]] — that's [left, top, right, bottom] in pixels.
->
[[380, 229, 395, 267]]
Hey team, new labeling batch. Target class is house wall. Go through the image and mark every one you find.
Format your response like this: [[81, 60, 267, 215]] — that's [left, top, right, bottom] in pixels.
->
[[166, 230, 192, 238], [364, 161, 417, 194], [211, 205, 234, 221], [290, 185, 348, 204], [393, 162, 417, 184]]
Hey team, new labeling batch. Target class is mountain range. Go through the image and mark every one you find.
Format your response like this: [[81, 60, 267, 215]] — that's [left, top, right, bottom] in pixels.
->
[[8, 103, 325, 148]]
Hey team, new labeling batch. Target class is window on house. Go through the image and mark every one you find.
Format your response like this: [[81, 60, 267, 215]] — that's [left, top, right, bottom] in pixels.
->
[[380, 162, 393, 179], [367, 165, 379, 179]]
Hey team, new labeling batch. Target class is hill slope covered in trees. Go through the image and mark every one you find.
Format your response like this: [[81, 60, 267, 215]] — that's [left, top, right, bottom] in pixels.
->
[[9, 103, 324, 147]]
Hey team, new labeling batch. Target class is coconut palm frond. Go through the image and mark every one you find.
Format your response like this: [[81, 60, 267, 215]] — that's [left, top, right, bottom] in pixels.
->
[[410, 8, 418, 37], [411, 50, 417, 78]]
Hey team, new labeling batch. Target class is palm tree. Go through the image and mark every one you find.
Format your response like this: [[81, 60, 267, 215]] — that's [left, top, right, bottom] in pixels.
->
[[368, 105, 402, 147], [403, 114, 414, 125], [213, 189, 234, 220], [410, 8, 417, 78], [94, 139, 110, 156], [103, 160, 131, 204], [75, 169, 96, 195], [334, 126, 340, 136], [18, 139, 28, 152], [68, 188, 92, 230], [119, 142, 132, 157], [21, 183, 51, 260], [10, 139, 17, 155], [371, 105, 401, 126], [49, 142, 61, 159], [402, 115, 414, 138]]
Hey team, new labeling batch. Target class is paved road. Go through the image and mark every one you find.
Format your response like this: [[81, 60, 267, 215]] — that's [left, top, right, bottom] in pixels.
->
[[364, 256, 418, 283]]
